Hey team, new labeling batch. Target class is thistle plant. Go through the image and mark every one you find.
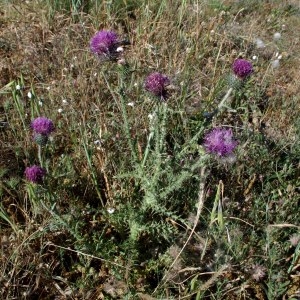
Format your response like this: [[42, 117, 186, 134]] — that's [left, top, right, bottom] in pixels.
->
[[101, 62, 209, 245], [31, 116, 55, 145], [24, 116, 54, 216], [30, 116, 54, 167], [218, 58, 254, 113]]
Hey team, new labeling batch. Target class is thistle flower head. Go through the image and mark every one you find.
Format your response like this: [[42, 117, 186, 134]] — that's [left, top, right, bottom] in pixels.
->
[[144, 72, 170, 99], [204, 127, 238, 157], [33, 133, 49, 146], [90, 30, 119, 59], [31, 117, 54, 136], [25, 165, 46, 183], [232, 58, 253, 79]]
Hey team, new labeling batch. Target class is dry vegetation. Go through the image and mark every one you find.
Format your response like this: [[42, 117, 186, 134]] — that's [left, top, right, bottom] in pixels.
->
[[0, 0, 299, 299]]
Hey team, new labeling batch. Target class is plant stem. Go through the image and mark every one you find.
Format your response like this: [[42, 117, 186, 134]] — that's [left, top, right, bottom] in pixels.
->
[[38, 145, 43, 167]]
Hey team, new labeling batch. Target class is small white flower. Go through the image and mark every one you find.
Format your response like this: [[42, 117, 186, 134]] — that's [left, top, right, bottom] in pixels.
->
[[46, 86, 50, 91], [116, 46, 124, 52], [277, 54, 282, 60], [93, 72, 97, 77], [27, 91, 32, 99], [273, 32, 281, 40], [252, 55, 258, 60], [107, 207, 115, 214], [57, 108, 63, 113], [127, 102, 134, 107], [117, 58, 126, 65], [38, 100, 43, 106], [62, 99, 68, 105], [94, 139, 102, 146], [271, 59, 280, 68], [255, 38, 265, 48], [148, 113, 155, 121], [16, 84, 21, 90]]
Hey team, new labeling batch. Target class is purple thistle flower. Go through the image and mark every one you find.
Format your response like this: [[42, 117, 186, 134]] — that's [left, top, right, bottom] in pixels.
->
[[31, 117, 54, 136], [232, 59, 253, 79], [144, 72, 170, 99], [90, 30, 119, 59], [25, 165, 46, 183], [204, 127, 238, 157]]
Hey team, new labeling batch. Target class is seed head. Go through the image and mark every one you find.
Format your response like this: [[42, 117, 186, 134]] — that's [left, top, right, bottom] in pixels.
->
[[31, 117, 54, 136], [144, 72, 170, 99], [90, 30, 119, 59], [255, 38, 265, 49], [251, 264, 266, 282], [204, 127, 238, 157], [273, 32, 281, 40], [289, 234, 300, 247], [232, 59, 253, 79], [25, 165, 46, 183]]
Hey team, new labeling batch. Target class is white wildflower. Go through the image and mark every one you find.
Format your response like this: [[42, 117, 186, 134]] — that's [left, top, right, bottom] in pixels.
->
[[94, 139, 102, 146], [27, 91, 32, 99], [271, 59, 280, 68], [255, 38, 265, 48], [148, 113, 155, 121], [107, 207, 115, 214], [116, 46, 124, 52], [273, 32, 281, 40]]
